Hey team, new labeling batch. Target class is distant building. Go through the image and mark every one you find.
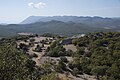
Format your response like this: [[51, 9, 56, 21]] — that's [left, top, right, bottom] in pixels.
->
[[58, 34, 85, 45], [18, 32, 34, 36], [59, 38, 72, 45], [72, 34, 85, 38]]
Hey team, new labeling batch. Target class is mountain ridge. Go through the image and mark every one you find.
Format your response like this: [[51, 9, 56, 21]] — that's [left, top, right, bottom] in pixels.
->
[[21, 16, 120, 28], [21, 16, 111, 24]]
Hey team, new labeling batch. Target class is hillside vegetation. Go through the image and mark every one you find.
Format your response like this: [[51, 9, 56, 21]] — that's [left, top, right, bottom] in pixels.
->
[[71, 32, 120, 80], [0, 32, 120, 80], [0, 38, 41, 80], [45, 32, 120, 80], [0, 21, 106, 37]]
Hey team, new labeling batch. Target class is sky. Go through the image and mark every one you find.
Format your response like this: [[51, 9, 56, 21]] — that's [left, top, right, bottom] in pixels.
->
[[0, 0, 120, 24]]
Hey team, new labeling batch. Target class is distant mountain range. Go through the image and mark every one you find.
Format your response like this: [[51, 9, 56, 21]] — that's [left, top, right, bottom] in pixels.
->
[[21, 16, 120, 28], [0, 16, 120, 37]]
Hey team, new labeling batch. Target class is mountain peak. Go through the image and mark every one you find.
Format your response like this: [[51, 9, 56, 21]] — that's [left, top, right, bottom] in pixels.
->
[[21, 16, 46, 24]]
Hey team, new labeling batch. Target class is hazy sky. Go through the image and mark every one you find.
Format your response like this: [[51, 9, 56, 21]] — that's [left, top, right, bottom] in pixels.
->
[[0, 0, 120, 23]]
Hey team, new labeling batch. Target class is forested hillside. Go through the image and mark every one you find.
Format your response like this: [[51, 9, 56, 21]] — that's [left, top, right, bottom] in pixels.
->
[[0, 37, 42, 80], [45, 32, 120, 80], [71, 32, 120, 80], [0, 21, 106, 37], [0, 32, 120, 80]]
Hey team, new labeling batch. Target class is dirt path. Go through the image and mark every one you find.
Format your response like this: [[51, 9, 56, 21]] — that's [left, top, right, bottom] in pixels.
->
[[28, 43, 50, 66], [17, 37, 50, 66], [28, 44, 42, 66]]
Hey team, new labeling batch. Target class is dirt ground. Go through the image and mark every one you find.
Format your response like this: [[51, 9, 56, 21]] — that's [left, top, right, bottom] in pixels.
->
[[63, 44, 77, 52], [58, 73, 96, 80]]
